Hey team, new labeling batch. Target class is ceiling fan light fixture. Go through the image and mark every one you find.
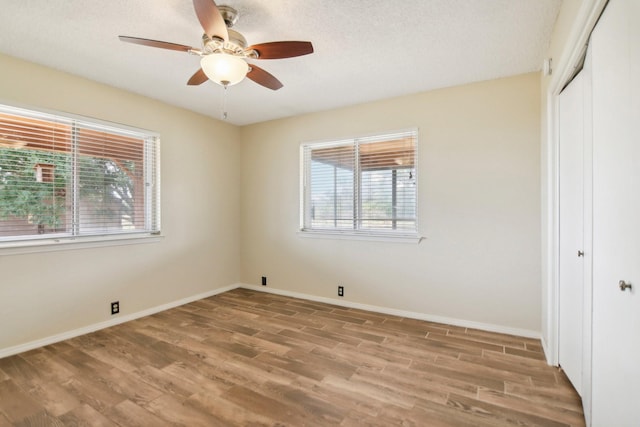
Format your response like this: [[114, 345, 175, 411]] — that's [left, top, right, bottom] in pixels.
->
[[119, 0, 313, 91], [201, 53, 248, 87]]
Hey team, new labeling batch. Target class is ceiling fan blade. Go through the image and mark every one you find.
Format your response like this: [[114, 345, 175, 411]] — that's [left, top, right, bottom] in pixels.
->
[[247, 41, 314, 59], [119, 36, 194, 52], [187, 68, 208, 86], [246, 64, 283, 90], [193, 0, 228, 42]]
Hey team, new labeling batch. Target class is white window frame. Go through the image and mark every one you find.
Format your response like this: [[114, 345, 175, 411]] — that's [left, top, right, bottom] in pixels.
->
[[299, 129, 421, 243], [0, 103, 161, 254]]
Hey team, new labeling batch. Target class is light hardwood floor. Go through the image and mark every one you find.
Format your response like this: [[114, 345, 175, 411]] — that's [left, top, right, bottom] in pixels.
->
[[0, 288, 584, 426]]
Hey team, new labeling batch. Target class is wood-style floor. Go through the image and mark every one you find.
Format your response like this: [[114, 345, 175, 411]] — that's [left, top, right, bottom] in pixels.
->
[[0, 288, 584, 426]]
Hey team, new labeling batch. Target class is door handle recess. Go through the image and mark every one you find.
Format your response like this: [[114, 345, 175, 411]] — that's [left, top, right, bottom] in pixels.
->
[[619, 280, 632, 292]]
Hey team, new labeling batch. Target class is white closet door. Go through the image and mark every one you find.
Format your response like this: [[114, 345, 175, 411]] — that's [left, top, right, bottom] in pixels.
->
[[591, 0, 640, 425], [558, 71, 586, 396]]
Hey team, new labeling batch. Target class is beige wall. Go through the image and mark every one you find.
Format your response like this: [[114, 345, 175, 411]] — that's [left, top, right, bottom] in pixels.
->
[[240, 73, 541, 333], [0, 54, 242, 351], [0, 54, 545, 353]]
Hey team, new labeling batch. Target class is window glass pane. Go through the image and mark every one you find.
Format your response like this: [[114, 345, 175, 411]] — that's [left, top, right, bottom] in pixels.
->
[[77, 128, 147, 235], [360, 168, 392, 229], [360, 167, 417, 230], [78, 156, 137, 233], [0, 147, 72, 237], [310, 158, 354, 230], [359, 136, 416, 231], [0, 110, 73, 238]]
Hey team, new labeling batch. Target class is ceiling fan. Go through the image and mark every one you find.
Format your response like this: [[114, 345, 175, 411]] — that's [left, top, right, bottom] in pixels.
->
[[119, 0, 314, 91]]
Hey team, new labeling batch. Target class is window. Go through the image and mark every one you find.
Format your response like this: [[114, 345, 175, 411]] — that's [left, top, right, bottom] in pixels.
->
[[0, 104, 160, 247], [300, 129, 418, 239]]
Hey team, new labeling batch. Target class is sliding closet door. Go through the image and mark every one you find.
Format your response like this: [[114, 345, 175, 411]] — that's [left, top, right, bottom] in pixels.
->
[[558, 71, 586, 396], [591, 0, 640, 425]]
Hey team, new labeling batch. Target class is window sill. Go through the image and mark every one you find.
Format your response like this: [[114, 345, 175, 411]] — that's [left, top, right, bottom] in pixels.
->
[[297, 230, 423, 244], [0, 233, 164, 256]]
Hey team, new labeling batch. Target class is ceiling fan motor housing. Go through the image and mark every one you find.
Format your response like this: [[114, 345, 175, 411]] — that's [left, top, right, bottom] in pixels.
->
[[202, 29, 249, 56]]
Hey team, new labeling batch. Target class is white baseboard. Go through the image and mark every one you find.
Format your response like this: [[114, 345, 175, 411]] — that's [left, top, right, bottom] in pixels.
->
[[239, 284, 541, 340], [1, 282, 541, 359], [0, 283, 241, 359]]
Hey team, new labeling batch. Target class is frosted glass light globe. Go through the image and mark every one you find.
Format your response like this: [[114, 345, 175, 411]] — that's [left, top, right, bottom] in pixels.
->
[[201, 53, 249, 87]]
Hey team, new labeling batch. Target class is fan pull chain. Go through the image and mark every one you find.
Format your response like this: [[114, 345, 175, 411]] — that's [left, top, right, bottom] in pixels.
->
[[221, 84, 228, 120]]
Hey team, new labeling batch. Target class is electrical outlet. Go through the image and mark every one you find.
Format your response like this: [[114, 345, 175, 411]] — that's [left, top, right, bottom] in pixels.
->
[[111, 301, 120, 315], [262, 276, 267, 286], [338, 286, 344, 297]]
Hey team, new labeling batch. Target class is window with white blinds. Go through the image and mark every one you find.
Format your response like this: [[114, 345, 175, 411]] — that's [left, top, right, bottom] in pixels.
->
[[0, 104, 160, 245], [301, 129, 418, 238]]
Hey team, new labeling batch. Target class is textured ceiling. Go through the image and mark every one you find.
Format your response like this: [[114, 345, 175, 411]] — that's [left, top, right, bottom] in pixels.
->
[[0, 0, 562, 126]]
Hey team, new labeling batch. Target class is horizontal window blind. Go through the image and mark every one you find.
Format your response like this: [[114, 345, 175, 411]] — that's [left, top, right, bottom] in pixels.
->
[[0, 104, 160, 243], [301, 129, 418, 236]]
